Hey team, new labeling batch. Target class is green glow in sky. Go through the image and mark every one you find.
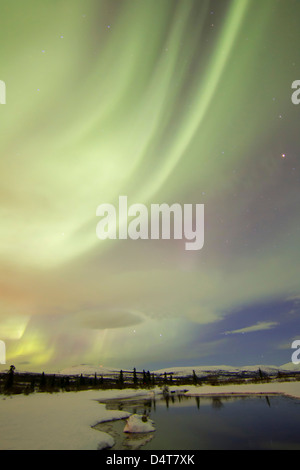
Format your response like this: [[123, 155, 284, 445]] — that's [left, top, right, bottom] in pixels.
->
[[0, 0, 299, 371]]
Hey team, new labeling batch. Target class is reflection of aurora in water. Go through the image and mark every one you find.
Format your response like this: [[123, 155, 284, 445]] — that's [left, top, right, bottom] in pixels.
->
[[94, 394, 300, 450]]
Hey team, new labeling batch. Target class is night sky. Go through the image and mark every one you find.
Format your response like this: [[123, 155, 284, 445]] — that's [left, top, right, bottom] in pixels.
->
[[0, 0, 299, 372]]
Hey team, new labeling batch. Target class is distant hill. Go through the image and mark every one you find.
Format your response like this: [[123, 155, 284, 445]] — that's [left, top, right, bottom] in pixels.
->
[[59, 364, 121, 377], [57, 363, 300, 377], [280, 362, 300, 372], [152, 365, 282, 377]]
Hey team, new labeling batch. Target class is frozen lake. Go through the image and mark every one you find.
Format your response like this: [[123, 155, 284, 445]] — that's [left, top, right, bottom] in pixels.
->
[[95, 394, 300, 450]]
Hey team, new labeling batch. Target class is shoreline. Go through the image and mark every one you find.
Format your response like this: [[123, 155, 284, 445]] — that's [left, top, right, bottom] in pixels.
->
[[1, 380, 300, 450], [177, 380, 300, 400], [1, 378, 300, 400]]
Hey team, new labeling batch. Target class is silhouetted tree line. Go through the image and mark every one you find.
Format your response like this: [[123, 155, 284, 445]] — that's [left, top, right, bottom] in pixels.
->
[[1, 365, 299, 395]]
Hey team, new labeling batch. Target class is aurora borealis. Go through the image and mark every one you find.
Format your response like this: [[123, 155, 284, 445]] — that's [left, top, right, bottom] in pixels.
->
[[0, 0, 299, 372]]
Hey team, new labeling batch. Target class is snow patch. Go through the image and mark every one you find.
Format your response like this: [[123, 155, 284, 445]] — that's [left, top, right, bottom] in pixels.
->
[[124, 414, 155, 434]]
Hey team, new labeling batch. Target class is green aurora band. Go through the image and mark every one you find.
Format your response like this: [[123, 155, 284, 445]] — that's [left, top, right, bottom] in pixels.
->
[[0, 0, 299, 370]]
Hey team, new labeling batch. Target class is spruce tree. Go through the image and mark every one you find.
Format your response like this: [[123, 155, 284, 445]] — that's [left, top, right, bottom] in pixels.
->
[[133, 368, 138, 386], [40, 372, 46, 390], [147, 371, 151, 385], [79, 374, 85, 386], [119, 370, 124, 387], [50, 375, 56, 389], [193, 370, 198, 385], [4, 365, 15, 391]]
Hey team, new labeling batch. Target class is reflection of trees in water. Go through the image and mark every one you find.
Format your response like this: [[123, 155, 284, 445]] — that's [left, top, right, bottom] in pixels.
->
[[162, 394, 204, 409], [211, 397, 224, 409], [160, 394, 273, 411], [108, 394, 245, 416], [143, 399, 152, 417]]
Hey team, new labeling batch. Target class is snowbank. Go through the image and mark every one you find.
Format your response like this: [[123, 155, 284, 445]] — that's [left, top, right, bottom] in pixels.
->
[[124, 414, 155, 433], [0, 388, 159, 450], [180, 381, 300, 399], [0, 390, 128, 450]]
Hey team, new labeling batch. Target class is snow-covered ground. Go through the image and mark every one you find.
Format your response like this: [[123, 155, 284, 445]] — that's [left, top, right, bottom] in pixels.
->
[[178, 380, 300, 399], [0, 388, 155, 450], [1, 380, 300, 450], [1, 361, 300, 450]]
